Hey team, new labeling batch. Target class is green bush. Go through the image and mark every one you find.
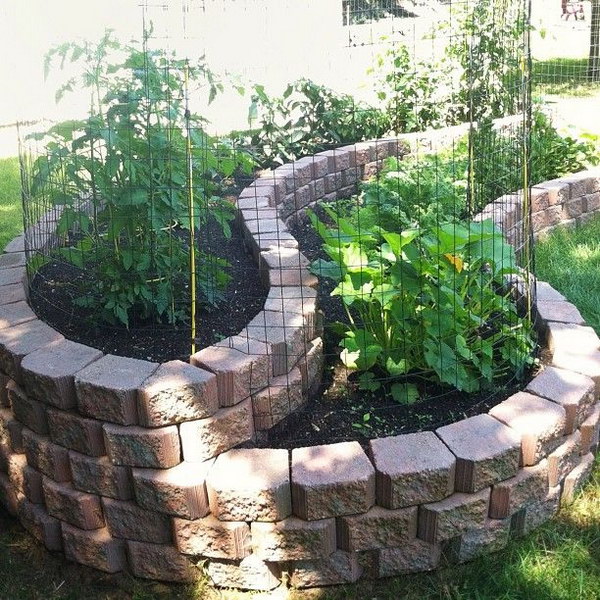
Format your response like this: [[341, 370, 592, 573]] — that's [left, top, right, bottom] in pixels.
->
[[240, 79, 390, 168], [310, 210, 535, 397], [26, 32, 253, 327]]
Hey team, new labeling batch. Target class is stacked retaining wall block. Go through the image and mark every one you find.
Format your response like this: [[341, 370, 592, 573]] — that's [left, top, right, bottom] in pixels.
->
[[0, 143, 599, 591]]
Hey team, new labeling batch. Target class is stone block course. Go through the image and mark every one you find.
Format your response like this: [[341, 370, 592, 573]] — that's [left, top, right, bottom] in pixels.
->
[[436, 414, 521, 493], [0, 407, 23, 452], [377, 539, 442, 576], [489, 459, 549, 519], [536, 301, 584, 326], [47, 409, 105, 456], [251, 367, 303, 430], [22, 428, 71, 482], [0, 252, 25, 269], [43, 478, 104, 530], [370, 432, 455, 508], [103, 423, 180, 469], [292, 441, 375, 520], [489, 392, 566, 465], [552, 348, 600, 384], [126, 540, 197, 582], [446, 518, 511, 563], [22, 464, 44, 504], [76, 355, 158, 425], [580, 403, 600, 454], [132, 460, 212, 519], [137, 360, 218, 427], [62, 524, 127, 573], [337, 505, 418, 552], [417, 488, 490, 543], [102, 497, 172, 543], [0, 266, 26, 287], [207, 448, 291, 522], [251, 516, 336, 561], [562, 453, 595, 503], [511, 485, 561, 537], [70, 452, 133, 500], [8, 381, 48, 435], [0, 283, 26, 306], [179, 399, 255, 462], [545, 322, 600, 357], [173, 514, 251, 559], [20, 339, 103, 409], [526, 366, 595, 434]]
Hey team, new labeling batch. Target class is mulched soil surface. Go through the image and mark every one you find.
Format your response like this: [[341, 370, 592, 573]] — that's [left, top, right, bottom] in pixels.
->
[[29, 218, 268, 363]]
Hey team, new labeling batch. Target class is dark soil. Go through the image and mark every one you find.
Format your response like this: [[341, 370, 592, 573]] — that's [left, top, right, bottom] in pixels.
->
[[29, 218, 268, 362], [251, 207, 537, 447]]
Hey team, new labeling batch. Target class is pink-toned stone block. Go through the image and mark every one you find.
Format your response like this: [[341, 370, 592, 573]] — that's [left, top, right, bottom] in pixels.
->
[[7, 380, 48, 435], [137, 360, 218, 427], [173, 514, 250, 559], [448, 518, 511, 563], [102, 497, 172, 543], [292, 441, 375, 520], [0, 300, 35, 329], [62, 524, 127, 573], [580, 403, 600, 454], [126, 540, 197, 582], [47, 409, 106, 456], [537, 301, 584, 326], [378, 539, 442, 576], [489, 392, 566, 465], [17, 498, 62, 550], [436, 414, 521, 492], [511, 485, 561, 536], [562, 453, 595, 504], [206, 555, 281, 591], [42, 478, 104, 530], [207, 448, 291, 522], [22, 465, 44, 504], [70, 451, 133, 500], [547, 431, 581, 487], [132, 460, 212, 519], [251, 367, 303, 430], [370, 432, 455, 508], [22, 428, 71, 482], [0, 407, 23, 452]]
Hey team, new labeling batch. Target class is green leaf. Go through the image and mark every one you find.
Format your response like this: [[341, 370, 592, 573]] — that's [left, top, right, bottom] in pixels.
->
[[310, 259, 343, 282], [390, 383, 419, 405]]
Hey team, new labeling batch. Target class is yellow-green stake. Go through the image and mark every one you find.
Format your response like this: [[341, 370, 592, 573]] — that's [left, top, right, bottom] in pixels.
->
[[184, 61, 197, 356]]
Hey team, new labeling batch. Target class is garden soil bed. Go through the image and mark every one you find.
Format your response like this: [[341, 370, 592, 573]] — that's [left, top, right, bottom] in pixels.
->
[[259, 208, 537, 447], [28, 218, 268, 362]]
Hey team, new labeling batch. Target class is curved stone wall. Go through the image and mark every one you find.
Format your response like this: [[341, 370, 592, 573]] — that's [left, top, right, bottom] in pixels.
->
[[0, 141, 599, 590]]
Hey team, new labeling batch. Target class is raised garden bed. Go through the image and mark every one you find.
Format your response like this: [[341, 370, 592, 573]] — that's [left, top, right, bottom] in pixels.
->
[[0, 139, 599, 591]]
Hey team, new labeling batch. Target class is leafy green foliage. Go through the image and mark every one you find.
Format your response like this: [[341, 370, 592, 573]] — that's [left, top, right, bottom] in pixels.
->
[[27, 31, 253, 327], [241, 79, 390, 168], [310, 209, 535, 394]]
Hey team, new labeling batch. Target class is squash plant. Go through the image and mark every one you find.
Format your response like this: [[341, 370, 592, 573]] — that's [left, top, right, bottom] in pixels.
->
[[310, 209, 535, 395], [27, 31, 253, 326]]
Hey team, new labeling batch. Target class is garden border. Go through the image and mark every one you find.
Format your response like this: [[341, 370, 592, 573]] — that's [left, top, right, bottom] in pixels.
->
[[0, 137, 599, 590]]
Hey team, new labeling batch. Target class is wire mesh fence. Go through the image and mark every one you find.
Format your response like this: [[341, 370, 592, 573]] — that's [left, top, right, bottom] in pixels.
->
[[18, 0, 599, 445]]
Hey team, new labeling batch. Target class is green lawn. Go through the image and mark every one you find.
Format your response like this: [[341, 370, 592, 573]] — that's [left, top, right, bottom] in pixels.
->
[[0, 156, 22, 250], [533, 58, 600, 98]]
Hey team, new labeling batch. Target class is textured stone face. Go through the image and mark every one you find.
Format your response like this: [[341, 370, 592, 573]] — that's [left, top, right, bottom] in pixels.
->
[[207, 448, 291, 522], [526, 366, 596, 434], [512, 485, 561, 536], [206, 555, 282, 591], [47, 409, 105, 456], [545, 322, 600, 357], [0, 320, 64, 383], [75, 355, 158, 425], [337, 505, 418, 552], [370, 432, 456, 508], [417, 488, 490, 543], [126, 541, 198, 582], [69, 452, 133, 500], [173, 514, 251, 559], [449, 518, 511, 563], [580, 403, 600, 454], [22, 428, 71, 482], [537, 301, 584, 326], [251, 367, 303, 430], [0, 407, 24, 452], [132, 461, 212, 519], [8, 381, 48, 435], [22, 465, 44, 504], [378, 539, 442, 576], [547, 432, 581, 487], [17, 499, 62, 551], [436, 414, 521, 493], [20, 339, 102, 409], [562, 453, 595, 504], [489, 392, 566, 465], [298, 337, 324, 393], [179, 399, 255, 463], [191, 339, 270, 407], [289, 550, 362, 588], [42, 478, 105, 530], [61, 524, 126, 573], [251, 516, 336, 561], [137, 360, 218, 427], [489, 459, 549, 519], [102, 498, 172, 544], [103, 423, 180, 469], [292, 442, 376, 521], [552, 349, 600, 384]]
